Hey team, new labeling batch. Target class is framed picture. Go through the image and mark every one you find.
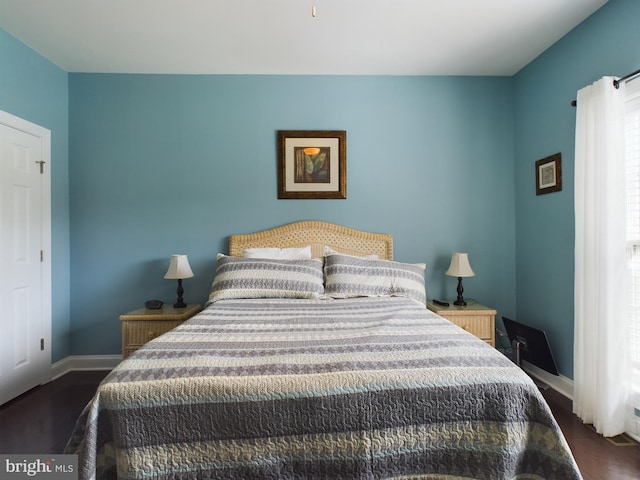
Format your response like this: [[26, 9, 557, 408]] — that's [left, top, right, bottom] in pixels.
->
[[278, 130, 346, 199], [535, 153, 562, 195]]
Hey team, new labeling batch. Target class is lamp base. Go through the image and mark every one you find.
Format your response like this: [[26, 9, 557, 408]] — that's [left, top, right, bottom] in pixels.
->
[[174, 279, 187, 309], [454, 276, 466, 306]]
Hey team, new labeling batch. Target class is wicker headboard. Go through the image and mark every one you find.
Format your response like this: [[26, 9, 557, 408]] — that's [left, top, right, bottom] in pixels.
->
[[228, 221, 393, 260]]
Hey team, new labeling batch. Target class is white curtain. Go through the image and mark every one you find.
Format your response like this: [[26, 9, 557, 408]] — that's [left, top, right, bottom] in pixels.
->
[[574, 76, 629, 437]]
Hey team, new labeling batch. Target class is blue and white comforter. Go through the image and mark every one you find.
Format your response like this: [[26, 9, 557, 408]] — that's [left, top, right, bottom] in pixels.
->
[[66, 297, 581, 480]]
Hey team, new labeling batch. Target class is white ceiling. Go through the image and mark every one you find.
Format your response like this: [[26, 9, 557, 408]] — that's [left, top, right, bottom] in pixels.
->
[[0, 0, 608, 75]]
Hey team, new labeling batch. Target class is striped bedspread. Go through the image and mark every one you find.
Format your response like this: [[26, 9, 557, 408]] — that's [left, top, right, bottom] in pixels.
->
[[66, 297, 582, 480]]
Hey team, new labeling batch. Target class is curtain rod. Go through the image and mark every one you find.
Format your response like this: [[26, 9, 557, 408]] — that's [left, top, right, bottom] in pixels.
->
[[571, 67, 640, 106], [613, 68, 640, 89]]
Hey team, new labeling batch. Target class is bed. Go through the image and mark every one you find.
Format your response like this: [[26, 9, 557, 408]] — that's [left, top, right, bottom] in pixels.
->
[[66, 221, 582, 480]]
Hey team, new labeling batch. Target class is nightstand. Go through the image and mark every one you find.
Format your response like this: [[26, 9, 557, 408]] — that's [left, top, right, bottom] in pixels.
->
[[426, 300, 496, 347], [119, 303, 201, 358]]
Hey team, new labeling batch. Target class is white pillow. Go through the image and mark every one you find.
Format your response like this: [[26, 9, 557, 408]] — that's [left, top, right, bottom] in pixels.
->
[[243, 246, 312, 260], [323, 245, 379, 260]]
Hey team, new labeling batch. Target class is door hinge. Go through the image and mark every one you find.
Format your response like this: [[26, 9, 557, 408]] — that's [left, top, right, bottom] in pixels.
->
[[40, 338, 44, 351], [35, 160, 46, 174], [40, 250, 44, 262]]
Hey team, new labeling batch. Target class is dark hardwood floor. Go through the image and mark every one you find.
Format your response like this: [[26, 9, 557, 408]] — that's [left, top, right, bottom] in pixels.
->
[[541, 387, 640, 480], [0, 370, 109, 454], [1, 371, 638, 479]]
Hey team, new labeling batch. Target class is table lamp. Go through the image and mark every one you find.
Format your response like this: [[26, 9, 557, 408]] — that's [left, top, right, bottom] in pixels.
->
[[445, 252, 475, 306], [164, 254, 194, 308]]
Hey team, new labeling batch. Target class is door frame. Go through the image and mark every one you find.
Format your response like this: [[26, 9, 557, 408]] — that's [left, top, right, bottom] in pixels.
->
[[0, 109, 52, 385]]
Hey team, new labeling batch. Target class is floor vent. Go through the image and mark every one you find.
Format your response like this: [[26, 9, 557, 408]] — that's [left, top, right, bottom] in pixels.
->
[[586, 426, 639, 447]]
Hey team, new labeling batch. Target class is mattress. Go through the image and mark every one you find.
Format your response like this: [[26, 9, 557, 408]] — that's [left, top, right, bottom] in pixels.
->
[[66, 297, 581, 479]]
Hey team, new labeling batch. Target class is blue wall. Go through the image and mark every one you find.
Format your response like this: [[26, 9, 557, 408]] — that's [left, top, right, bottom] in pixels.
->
[[69, 74, 516, 354], [7, 0, 637, 376], [0, 29, 71, 362], [513, 0, 640, 378]]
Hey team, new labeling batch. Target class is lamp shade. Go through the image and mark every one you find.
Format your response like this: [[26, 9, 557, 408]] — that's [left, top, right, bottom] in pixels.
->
[[164, 254, 194, 280], [445, 252, 475, 278]]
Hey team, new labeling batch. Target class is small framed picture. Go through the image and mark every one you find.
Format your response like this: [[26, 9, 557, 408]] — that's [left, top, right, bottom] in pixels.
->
[[277, 130, 346, 199], [535, 153, 562, 195]]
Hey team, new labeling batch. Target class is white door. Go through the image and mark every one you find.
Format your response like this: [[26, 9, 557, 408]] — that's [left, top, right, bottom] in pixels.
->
[[0, 111, 51, 405]]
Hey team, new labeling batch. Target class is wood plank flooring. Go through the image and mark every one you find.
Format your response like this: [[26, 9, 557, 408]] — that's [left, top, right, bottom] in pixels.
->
[[541, 387, 640, 480], [1, 370, 638, 479], [0, 370, 108, 454]]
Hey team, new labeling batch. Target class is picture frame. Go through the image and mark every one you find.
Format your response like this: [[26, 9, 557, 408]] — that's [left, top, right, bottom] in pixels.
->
[[277, 130, 346, 199], [535, 153, 562, 195]]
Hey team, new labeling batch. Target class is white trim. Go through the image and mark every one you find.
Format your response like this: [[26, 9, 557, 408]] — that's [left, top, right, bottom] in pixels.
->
[[522, 360, 574, 399], [0, 110, 50, 137], [50, 355, 120, 380], [0, 109, 52, 386]]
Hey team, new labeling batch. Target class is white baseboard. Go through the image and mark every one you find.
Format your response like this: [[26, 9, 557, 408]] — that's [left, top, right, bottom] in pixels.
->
[[50, 355, 121, 380], [521, 360, 574, 400]]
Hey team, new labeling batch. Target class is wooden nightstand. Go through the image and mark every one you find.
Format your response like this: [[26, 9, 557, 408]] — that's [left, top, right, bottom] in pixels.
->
[[120, 303, 201, 358], [427, 300, 496, 347]]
